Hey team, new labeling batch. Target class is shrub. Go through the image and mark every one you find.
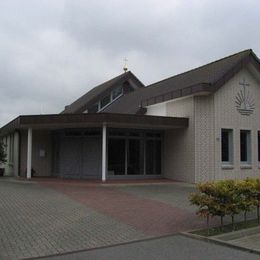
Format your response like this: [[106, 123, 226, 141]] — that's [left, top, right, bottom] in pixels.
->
[[189, 178, 260, 231], [189, 187, 215, 233], [249, 178, 260, 223], [189, 182, 228, 231], [0, 141, 6, 164], [236, 178, 255, 224], [213, 180, 241, 230]]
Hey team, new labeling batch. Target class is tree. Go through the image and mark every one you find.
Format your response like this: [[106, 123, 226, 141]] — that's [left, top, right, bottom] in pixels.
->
[[217, 180, 240, 230], [189, 191, 214, 234], [250, 178, 260, 224], [190, 182, 220, 233], [210, 180, 230, 229], [0, 140, 6, 164], [190, 180, 242, 231], [190, 179, 260, 232], [236, 178, 255, 224]]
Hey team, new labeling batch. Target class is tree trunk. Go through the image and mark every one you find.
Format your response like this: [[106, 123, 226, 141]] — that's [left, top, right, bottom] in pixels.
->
[[244, 211, 247, 224], [232, 215, 235, 231], [220, 216, 224, 231], [257, 205, 260, 224], [207, 215, 210, 235]]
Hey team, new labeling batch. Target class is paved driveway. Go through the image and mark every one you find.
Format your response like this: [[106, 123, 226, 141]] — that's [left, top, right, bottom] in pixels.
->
[[0, 179, 206, 259]]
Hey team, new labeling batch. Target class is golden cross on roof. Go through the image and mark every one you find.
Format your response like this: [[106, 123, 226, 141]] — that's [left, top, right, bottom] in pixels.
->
[[123, 58, 128, 72]]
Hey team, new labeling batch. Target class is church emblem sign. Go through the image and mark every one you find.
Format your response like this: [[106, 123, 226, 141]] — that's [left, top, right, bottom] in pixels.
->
[[235, 79, 255, 116]]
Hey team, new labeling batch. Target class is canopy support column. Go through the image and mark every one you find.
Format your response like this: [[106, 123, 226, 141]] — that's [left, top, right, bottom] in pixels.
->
[[26, 128, 32, 179], [102, 123, 107, 182]]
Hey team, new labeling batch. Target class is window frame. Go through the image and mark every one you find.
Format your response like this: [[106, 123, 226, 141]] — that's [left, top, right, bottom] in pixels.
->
[[111, 86, 123, 100], [240, 129, 252, 165], [85, 86, 124, 114], [100, 95, 111, 109], [221, 128, 233, 166]]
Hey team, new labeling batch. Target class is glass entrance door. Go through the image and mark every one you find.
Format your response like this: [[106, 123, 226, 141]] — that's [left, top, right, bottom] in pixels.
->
[[108, 129, 162, 177], [108, 138, 125, 175], [127, 139, 144, 175], [145, 139, 161, 175]]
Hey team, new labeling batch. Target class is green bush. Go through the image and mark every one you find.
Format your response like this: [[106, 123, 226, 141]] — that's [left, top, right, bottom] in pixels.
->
[[248, 178, 260, 223], [189, 185, 215, 232], [214, 180, 240, 230], [0, 141, 6, 164], [236, 178, 255, 224], [189, 178, 260, 231]]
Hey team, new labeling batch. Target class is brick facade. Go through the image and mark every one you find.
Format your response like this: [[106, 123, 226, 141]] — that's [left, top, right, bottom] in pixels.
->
[[147, 63, 260, 183]]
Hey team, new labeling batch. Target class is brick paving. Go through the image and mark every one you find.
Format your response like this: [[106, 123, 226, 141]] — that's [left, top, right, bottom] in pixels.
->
[[116, 182, 197, 211], [0, 178, 215, 259], [42, 181, 205, 236], [230, 233, 260, 252], [0, 180, 146, 259]]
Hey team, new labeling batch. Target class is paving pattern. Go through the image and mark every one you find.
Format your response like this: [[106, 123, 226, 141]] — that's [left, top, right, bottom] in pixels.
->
[[223, 232, 260, 253], [43, 182, 206, 236], [0, 178, 219, 259], [0, 180, 146, 259], [116, 182, 197, 211]]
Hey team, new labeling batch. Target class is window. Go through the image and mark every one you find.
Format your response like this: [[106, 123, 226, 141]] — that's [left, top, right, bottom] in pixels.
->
[[88, 103, 99, 113], [89, 86, 123, 113], [240, 130, 251, 164], [127, 139, 144, 175], [108, 130, 126, 137], [146, 139, 161, 175], [100, 95, 111, 109], [108, 130, 162, 176], [146, 133, 161, 138], [108, 138, 126, 175], [221, 129, 233, 164], [112, 86, 123, 100], [64, 130, 82, 137], [84, 130, 101, 137]]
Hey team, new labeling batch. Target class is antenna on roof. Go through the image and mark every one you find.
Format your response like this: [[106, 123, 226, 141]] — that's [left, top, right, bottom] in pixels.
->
[[123, 58, 128, 72], [40, 105, 44, 114]]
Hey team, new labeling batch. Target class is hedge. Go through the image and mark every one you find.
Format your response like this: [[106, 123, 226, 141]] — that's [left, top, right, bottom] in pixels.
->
[[0, 141, 6, 164], [189, 178, 260, 231]]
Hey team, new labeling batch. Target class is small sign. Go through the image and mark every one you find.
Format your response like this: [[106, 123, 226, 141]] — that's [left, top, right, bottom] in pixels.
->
[[39, 149, 46, 157]]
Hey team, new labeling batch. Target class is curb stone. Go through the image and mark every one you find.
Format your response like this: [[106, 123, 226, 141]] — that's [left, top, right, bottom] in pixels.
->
[[181, 230, 260, 256]]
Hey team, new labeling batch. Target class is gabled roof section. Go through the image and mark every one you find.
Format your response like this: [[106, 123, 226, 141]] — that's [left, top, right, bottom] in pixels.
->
[[61, 71, 144, 114], [103, 49, 260, 114]]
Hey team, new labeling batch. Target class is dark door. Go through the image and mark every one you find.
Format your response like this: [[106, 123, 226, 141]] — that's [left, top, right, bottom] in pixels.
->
[[59, 136, 102, 179]]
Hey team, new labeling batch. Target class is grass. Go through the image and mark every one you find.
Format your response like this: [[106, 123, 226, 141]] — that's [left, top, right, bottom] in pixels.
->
[[192, 218, 260, 237]]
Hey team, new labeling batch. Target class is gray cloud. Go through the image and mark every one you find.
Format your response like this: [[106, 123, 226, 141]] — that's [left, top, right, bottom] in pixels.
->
[[0, 0, 260, 126]]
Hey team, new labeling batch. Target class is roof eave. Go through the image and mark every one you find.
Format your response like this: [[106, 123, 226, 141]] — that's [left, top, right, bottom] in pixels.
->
[[0, 113, 188, 135], [141, 83, 212, 107], [0, 116, 21, 136], [212, 51, 260, 92]]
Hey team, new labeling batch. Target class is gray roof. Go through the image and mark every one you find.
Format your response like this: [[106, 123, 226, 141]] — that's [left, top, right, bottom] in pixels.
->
[[103, 49, 260, 114], [0, 113, 188, 136], [62, 71, 144, 114]]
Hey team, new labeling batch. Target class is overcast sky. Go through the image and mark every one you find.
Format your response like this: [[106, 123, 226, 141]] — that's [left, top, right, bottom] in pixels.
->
[[1, 0, 260, 126]]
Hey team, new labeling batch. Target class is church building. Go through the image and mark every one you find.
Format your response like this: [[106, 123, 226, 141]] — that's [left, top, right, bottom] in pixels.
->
[[1, 49, 260, 183]]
